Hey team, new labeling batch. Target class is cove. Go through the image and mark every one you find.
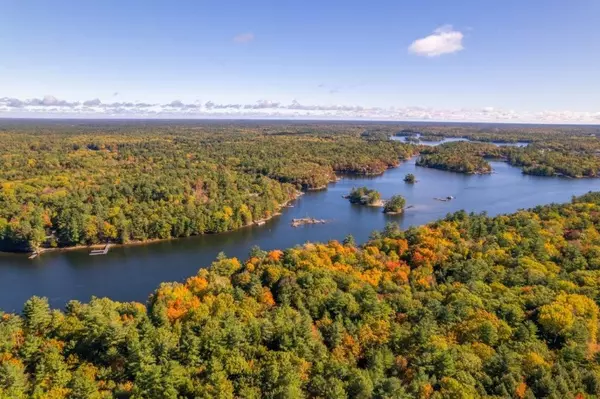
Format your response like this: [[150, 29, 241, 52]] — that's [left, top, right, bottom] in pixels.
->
[[1, 158, 600, 311]]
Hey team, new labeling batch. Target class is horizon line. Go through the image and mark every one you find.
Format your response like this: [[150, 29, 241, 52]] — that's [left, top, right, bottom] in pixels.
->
[[1, 116, 599, 127]]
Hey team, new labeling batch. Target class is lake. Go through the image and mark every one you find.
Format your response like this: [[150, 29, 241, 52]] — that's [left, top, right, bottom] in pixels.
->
[[391, 135, 529, 147], [1, 157, 599, 311]]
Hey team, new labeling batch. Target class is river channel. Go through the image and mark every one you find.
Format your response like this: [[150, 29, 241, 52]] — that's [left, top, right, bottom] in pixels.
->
[[1, 157, 599, 311]]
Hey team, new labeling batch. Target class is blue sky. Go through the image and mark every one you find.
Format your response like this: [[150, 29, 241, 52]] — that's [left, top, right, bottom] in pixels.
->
[[1, 0, 599, 122]]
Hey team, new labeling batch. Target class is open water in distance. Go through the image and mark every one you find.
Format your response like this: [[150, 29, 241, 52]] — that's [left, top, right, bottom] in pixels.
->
[[391, 134, 529, 147]]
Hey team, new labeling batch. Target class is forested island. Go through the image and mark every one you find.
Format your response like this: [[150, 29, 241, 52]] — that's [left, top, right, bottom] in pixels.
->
[[0, 122, 415, 253], [3, 193, 600, 397], [414, 140, 600, 178], [399, 123, 600, 178], [346, 187, 383, 207], [383, 195, 406, 214], [404, 173, 416, 183], [346, 188, 406, 213]]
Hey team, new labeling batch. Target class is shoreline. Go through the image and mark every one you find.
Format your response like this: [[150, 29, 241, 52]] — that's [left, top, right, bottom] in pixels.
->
[[383, 210, 404, 215], [16, 157, 413, 258], [23, 190, 305, 258], [5, 155, 594, 260]]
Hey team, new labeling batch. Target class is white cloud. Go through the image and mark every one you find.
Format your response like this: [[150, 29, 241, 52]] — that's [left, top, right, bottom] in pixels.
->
[[1, 95, 600, 124], [409, 25, 464, 57], [233, 32, 255, 43]]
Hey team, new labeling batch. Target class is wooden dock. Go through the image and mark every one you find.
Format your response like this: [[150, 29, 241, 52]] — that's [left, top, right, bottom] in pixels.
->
[[90, 244, 111, 256]]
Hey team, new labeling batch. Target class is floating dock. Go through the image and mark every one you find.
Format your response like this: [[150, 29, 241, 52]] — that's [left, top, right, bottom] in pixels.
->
[[90, 244, 111, 256]]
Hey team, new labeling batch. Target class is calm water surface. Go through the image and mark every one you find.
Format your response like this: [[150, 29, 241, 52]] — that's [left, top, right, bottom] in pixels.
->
[[1, 158, 599, 311], [391, 135, 529, 147]]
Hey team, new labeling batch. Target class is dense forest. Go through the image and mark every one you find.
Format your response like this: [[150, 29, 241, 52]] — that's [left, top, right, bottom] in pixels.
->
[[0, 122, 414, 252], [396, 123, 600, 143], [397, 123, 600, 177], [506, 146, 600, 178], [416, 142, 500, 175], [3, 193, 600, 397], [412, 136, 600, 178], [2, 120, 600, 253]]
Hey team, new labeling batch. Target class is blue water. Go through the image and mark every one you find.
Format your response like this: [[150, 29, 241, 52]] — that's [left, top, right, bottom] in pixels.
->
[[0, 158, 598, 311]]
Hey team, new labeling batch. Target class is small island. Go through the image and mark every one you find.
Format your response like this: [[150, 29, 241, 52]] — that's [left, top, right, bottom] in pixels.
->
[[383, 195, 406, 214], [346, 188, 407, 214], [404, 173, 416, 183], [346, 187, 384, 207], [291, 218, 328, 227]]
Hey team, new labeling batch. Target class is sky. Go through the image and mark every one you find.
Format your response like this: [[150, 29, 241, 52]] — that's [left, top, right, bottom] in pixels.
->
[[1, 0, 600, 123]]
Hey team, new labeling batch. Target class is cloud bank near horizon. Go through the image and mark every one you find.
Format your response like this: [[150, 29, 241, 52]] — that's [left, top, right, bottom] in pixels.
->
[[1, 95, 599, 124]]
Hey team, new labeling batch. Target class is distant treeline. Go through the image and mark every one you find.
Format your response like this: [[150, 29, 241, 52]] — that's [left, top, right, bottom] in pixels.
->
[[416, 140, 600, 178]]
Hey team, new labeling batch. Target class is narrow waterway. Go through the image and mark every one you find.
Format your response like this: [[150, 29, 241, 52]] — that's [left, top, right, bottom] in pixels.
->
[[391, 134, 529, 147], [1, 158, 599, 311]]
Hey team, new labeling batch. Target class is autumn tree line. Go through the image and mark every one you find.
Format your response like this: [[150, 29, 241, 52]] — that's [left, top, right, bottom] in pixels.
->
[[3, 120, 598, 252], [3, 193, 600, 397], [416, 140, 600, 177], [398, 123, 600, 177], [0, 122, 414, 252]]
